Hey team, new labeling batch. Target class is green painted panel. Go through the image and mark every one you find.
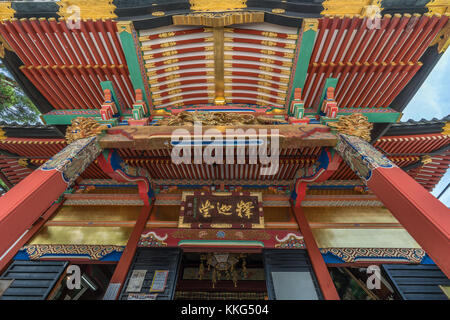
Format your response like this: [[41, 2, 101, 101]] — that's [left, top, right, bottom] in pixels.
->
[[289, 21, 318, 106], [42, 112, 100, 125]]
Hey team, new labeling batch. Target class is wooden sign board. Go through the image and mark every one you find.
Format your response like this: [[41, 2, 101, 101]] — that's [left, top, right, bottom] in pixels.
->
[[178, 191, 264, 229]]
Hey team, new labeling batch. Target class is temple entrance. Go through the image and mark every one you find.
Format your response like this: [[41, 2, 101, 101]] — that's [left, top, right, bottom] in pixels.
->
[[174, 252, 268, 300]]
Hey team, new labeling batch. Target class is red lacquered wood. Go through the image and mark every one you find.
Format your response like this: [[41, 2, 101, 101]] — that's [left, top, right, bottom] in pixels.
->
[[53, 66, 85, 107], [368, 167, 450, 278], [370, 62, 406, 107], [21, 66, 62, 109], [327, 17, 350, 63], [412, 15, 449, 61], [318, 17, 339, 63], [334, 17, 359, 62], [349, 62, 376, 107], [39, 66, 74, 108], [310, 18, 327, 63], [105, 204, 153, 299], [2, 21, 38, 65], [48, 18, 79, 65], [0, 170, 67, 257], [381, 62, 422, 107], [291, 204, 340, 300], [365, 62, 396, 107], [368, 14, 401, 63], [341, 62, 369, 107], [38, 18, 71, 65], [20, 19, 55, 65]]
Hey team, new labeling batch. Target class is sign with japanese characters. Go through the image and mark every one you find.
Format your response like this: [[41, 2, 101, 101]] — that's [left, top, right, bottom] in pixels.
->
[[179, 191, 264, 229]]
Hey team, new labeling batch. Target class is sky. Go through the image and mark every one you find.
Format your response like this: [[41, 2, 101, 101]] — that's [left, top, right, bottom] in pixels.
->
[[402, 49, 450, 207]]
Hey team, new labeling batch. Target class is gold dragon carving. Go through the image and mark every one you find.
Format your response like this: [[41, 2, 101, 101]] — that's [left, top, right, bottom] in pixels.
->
[[65, 117, 108, 144], [328, 113, 373, 141], [156, 111, 288, 126]]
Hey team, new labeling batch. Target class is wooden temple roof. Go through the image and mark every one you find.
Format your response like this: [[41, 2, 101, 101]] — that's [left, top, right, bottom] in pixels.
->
[[0, 1, 449, 191]]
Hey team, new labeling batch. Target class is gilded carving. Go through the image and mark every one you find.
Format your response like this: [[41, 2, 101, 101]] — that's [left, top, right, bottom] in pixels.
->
[[426, 0, 450, 14], [157, 111, 288, 126], [321, 0, 383, 17], [0, 127, 6, 141], [116, 21, 133, 34], [0, 2, 15, 20], [303, 18, 319, 32], [57, 0, 117, 20], [430, 21, 450, 53], [189, 0, 247, 12], [328, 113, 373, 142], [172, 12, 264, 27], [17, 158, 29, 168], [272, 8, 286, 14], [0, 34, 13, 58], [65, 117, 108, 144]]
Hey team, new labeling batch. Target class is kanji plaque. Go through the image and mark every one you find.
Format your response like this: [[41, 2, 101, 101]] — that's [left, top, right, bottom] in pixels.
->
[[178, 191, 264, 229]]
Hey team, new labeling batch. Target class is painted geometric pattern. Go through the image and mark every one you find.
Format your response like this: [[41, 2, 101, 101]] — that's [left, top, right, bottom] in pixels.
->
[[40, 136, 102, 185], [336, 133, 394, 182], [64, 198, 144, 206], [320, 248, 426, 263], [302, 200, 383, 207], [22, 244, 124, 260]]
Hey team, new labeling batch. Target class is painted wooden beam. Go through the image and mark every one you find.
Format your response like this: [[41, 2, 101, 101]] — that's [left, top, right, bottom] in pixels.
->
[[97, 149, 154, 205], [288, 18, 318, 108], [0, 200, 63, 274], [0, 136, 101, 257], [305, 107, 402, 123], [41, 110, 101, 125], [291, 203, 340, 300], [116, 21, 152, 115], [291, 148, 342, 206], [336, 133, 450, 278], [103, 204, 152, 300]]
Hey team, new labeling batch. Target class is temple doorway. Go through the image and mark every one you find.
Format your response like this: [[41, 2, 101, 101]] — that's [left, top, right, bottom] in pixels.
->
[[174, 252, 268, 300]]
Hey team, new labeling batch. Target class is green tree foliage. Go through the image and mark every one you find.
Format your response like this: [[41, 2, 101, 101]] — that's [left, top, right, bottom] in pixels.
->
[[0, 64, 41, 124]]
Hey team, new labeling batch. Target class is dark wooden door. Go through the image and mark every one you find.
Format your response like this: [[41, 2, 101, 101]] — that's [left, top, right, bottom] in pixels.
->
[[263, 249, 323, 300], [119, 247, 182, 300]]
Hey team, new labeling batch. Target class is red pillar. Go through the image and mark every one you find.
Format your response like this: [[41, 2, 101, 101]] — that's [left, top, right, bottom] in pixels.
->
[[291, 195, 340, 300], [368, 167, 450, 277], [0, 137, 101, 257], [103, 204, 152, 300], [336, 133, 450, 278], [0, 201, 63, 274]]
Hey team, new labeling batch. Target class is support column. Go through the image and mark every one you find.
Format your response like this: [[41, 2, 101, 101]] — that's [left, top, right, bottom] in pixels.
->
[[0, 136, 101, 256], [291, 203, 340, 300], [336, 133, 450, 277], [103, 204, 152, 300], [0, 201, 63, 274]]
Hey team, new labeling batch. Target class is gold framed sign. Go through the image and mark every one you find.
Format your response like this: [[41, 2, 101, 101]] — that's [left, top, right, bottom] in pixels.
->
[[178, 191, 264, 229]]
